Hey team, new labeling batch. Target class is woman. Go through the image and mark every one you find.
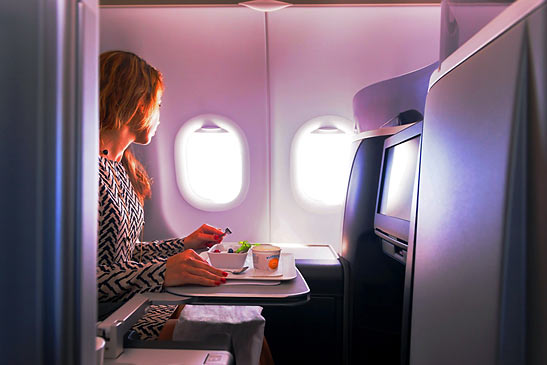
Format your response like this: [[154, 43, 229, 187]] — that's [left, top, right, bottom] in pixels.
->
[[97, 50, 228, 340]]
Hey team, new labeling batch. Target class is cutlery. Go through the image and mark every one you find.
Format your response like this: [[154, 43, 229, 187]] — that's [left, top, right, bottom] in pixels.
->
[[225, 266, 249, 275]]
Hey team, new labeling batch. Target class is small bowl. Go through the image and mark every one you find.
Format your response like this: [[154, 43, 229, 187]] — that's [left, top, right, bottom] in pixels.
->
[[207, 242, 248, 269]]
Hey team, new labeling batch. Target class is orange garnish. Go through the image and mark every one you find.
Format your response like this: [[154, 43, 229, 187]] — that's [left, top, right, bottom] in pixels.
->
[[269, 258, 279, 269]]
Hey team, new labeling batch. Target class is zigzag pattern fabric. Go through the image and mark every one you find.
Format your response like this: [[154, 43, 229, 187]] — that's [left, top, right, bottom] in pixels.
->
[[131, 305, 177, 340], [97, 156, 185, 339]]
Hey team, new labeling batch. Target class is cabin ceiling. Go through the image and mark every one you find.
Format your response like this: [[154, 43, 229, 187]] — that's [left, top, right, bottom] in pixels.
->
[[100, 0, 442, 6]]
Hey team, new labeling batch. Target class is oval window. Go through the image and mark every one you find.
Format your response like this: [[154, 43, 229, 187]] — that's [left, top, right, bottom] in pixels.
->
[[291, 115, 355, 211], [174, 114, 249, 211]]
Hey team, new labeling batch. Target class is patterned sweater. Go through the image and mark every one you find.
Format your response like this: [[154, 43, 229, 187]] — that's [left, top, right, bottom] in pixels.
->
[[97, 156, 184, 338]]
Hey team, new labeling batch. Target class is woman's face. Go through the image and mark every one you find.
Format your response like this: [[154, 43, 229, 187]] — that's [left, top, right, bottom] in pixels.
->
[[134, 91, 162, 145]]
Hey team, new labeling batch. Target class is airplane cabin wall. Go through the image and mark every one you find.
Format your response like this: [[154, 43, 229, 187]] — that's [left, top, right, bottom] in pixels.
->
[[100, 8, 270, 245], [99, 6, 440, 253], [267, 7, 440, 249]]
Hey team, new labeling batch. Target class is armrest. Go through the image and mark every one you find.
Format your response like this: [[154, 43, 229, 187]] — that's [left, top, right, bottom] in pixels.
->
[[97, 295, 149, 359], [97, 293, 192, 359]]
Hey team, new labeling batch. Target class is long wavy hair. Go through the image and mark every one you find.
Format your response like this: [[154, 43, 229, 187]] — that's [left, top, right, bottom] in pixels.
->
[[99, 50, 164, 203]]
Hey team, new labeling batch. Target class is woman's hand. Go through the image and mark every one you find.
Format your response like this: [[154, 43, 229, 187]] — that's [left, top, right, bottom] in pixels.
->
[[183, 224, 226, 250], [164, 249, 227, 287]]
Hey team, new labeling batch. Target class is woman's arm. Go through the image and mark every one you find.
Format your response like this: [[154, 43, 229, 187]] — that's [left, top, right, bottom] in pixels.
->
[[132, 238, 185, 263], [133, 224, 228, 262], [98, 250, 229, 303], [97, 259, 166, 303]]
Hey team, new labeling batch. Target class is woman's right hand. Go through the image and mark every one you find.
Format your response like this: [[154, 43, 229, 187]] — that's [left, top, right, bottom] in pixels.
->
[[164, 249, 227, 287]]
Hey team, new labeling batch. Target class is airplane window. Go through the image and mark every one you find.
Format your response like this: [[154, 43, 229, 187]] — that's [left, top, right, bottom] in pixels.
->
[[291, 115, 355, 210], [175, 114, 249, 211]]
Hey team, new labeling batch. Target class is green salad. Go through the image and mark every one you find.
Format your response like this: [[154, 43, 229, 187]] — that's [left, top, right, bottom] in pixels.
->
[[235, 240, 259, 253]]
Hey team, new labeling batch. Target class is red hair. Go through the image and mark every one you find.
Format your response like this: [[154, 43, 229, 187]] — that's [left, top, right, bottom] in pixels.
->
[[99, 50, 164, 202]]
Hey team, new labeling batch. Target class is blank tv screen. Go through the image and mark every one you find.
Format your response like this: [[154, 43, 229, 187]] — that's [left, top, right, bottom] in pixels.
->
[[379, 136, 420, 221]]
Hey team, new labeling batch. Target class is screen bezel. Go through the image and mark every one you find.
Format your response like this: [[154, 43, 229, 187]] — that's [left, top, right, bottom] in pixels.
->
[[374, 122, 423, 247]]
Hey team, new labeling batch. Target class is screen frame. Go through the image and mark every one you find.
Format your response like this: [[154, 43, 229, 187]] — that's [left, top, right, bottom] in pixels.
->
[[374, 121, 423, 247]]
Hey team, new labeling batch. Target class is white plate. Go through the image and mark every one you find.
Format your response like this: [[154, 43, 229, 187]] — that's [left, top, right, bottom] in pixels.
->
[[200, 252, 297, 281]]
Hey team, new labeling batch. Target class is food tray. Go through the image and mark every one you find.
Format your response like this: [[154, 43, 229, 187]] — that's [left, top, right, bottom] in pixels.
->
[[165, 268, 309, 299], [199, 252, 297, 281]]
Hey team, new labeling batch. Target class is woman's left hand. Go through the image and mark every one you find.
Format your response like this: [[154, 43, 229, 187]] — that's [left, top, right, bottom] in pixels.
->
[[183, 224, 226, 250]]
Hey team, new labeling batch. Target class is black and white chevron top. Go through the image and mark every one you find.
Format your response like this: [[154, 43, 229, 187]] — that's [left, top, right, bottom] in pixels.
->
[[97, 156, 185, 304]]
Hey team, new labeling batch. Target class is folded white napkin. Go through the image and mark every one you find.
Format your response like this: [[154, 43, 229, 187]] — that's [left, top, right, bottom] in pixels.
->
[[172, 305, 265, 365]]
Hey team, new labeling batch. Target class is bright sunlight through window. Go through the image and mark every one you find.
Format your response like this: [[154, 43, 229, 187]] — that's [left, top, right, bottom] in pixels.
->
[[175, 114, 249, 211], [291, 116, 355, 210]]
